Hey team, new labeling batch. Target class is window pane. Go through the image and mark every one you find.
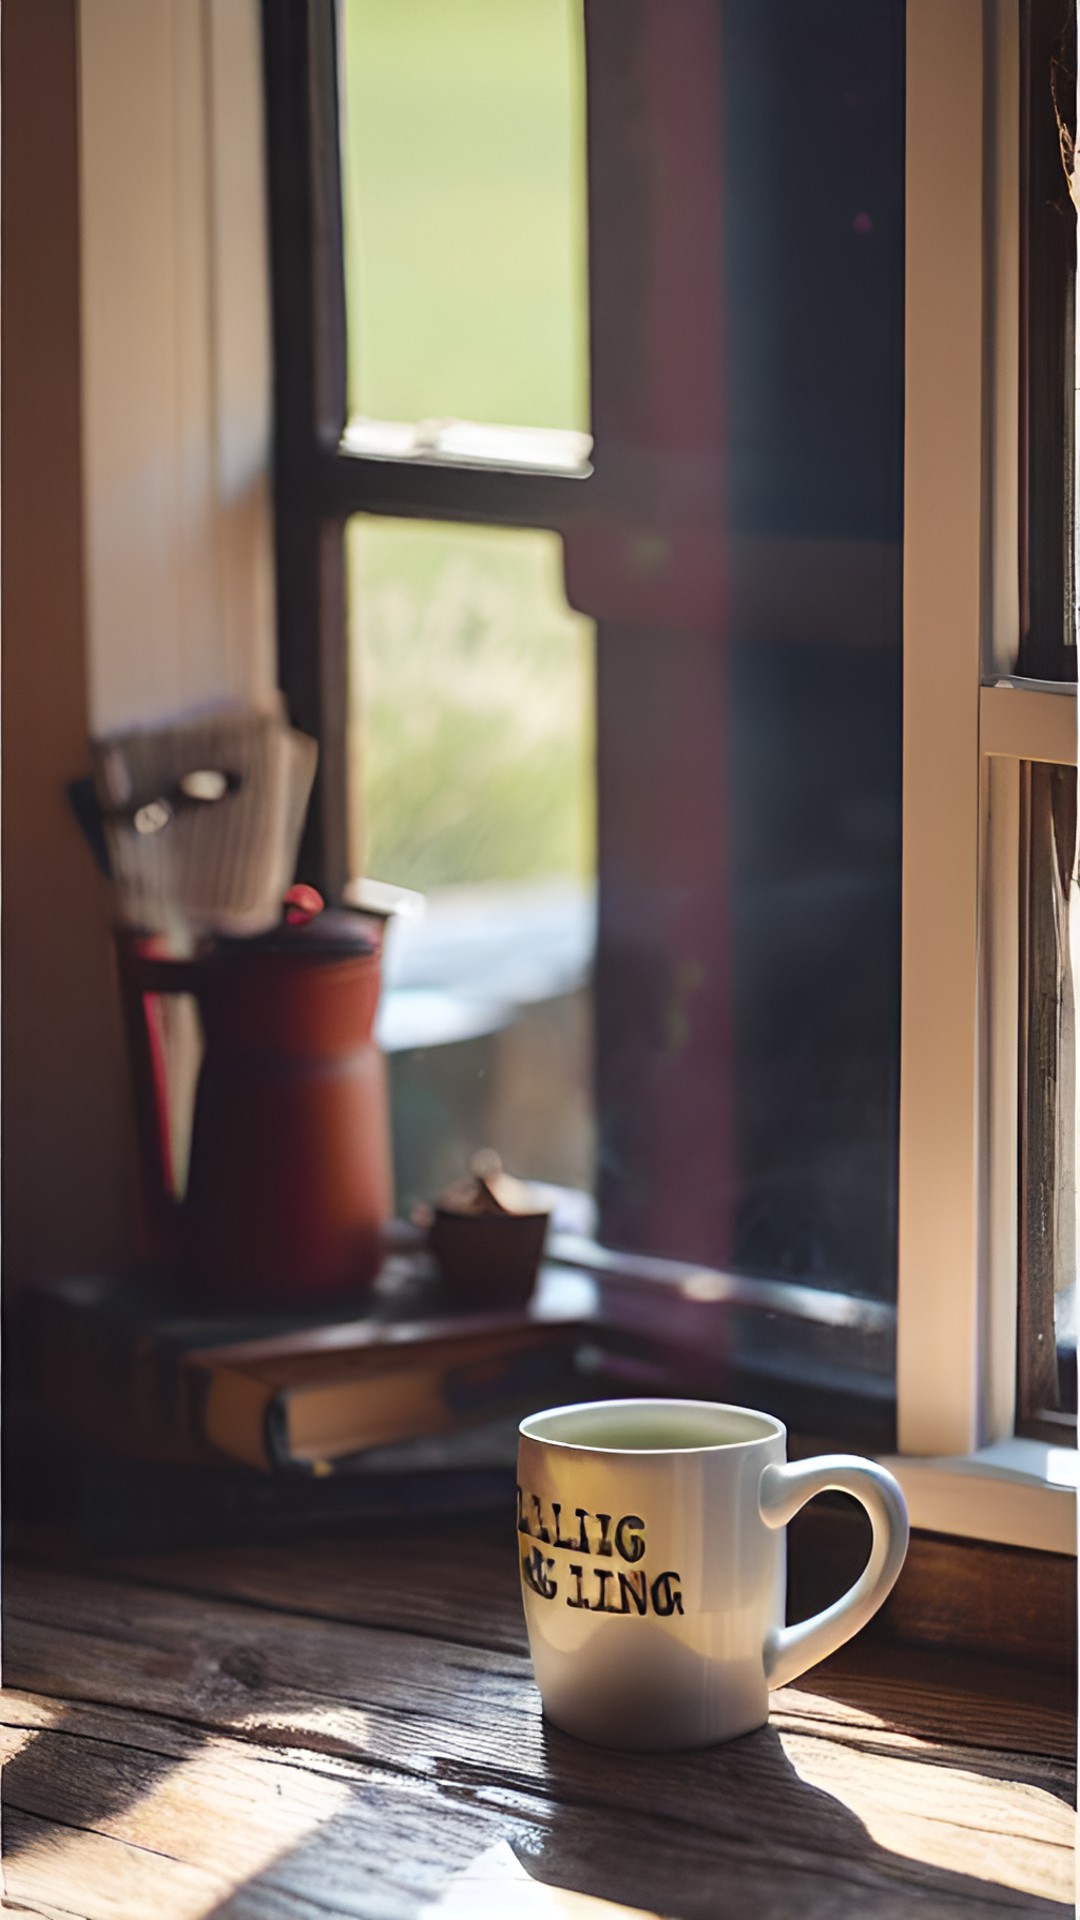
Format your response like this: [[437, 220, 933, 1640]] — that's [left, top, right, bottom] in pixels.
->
[[340, 0, 906, 1311], [1018, 760, 1078, 1435], [341, 0, 589, 435], [584, 0, 905, 1299], [347, 518, 595, 1211]]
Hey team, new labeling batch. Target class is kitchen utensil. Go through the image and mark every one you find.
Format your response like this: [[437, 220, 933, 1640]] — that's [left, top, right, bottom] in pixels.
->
[[118, 902, 392, 1307]]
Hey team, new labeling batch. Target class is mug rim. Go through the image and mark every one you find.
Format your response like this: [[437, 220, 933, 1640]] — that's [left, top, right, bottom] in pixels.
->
[[519, 1396, 786, 1455]]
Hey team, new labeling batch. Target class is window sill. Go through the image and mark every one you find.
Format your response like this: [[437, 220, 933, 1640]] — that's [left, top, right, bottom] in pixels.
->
[[880, 1437, 1078, 1554], [545, 1228, 1077, 1555]]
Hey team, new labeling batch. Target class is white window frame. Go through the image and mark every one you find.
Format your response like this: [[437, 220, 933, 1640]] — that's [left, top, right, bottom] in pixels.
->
[[888, 0, 1077, 1554]]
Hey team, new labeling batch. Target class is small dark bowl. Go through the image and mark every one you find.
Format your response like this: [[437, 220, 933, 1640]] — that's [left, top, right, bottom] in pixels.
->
[[428, 1207, 550, 1310]]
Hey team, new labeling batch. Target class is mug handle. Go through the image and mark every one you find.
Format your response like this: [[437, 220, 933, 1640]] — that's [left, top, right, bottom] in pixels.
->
[[759, 1454, 909, 1689]]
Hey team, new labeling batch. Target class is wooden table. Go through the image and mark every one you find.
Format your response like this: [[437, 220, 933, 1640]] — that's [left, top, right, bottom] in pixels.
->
[[1, 1519, 1074, 1918]]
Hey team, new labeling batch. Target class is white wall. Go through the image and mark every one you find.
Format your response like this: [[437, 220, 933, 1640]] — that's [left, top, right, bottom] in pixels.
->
[[2, 0, 278, 1291], [79, 0, 276, 732]]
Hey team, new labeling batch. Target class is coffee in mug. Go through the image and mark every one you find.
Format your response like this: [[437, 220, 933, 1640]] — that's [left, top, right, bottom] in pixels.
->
[[518, 1398, 908, 1751]]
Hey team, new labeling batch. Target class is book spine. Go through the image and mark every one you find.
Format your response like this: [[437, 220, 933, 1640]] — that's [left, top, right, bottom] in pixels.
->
[[193, 1362, 278, 1471], [280, 1341, 584, 1471]]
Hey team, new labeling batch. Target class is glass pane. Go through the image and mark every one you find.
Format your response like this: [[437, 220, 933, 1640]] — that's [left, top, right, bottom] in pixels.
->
[[341, 0, 907, 1311], [347, 518, 595, 1211], [582, 0, 906, 1301], [1019, 761, 1078, 1433], [341, 0, 589, 435]]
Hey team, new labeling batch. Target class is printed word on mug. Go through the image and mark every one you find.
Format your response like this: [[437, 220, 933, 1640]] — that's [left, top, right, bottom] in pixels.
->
[[518, 1486, 684, 1617]]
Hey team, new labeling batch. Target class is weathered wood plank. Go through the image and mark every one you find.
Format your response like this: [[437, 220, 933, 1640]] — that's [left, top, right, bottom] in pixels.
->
[[788, 1508, 1079, 1671], [17, 1519, 528, 1656], [2, 1720, 511, 1920], [1, 1559, 1074, 1917], [5, 1561, 1074, 1779], [1, 1703, 1072, 1920], [15, 1510, 1078, 1677], [11, 1525, 1076, 1760], [785, 1644, 1076, 1767], [4, 1809, 238, 1920]]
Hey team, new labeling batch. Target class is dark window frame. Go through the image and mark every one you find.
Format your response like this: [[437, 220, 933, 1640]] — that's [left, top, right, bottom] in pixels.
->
[[1018, 0, 1077, 680], [259, 0, 904, 1446], [262, 0, 747, 1258]]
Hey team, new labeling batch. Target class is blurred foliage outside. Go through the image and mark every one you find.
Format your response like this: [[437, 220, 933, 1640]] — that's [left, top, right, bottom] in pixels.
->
[[341, 0, 588, 431], [348, 519, 595, 892], [341, 1, 593, 894]]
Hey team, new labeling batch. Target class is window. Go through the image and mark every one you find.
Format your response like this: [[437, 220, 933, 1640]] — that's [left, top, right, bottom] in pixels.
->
[[1017, 761, 1077, 1439], [895, 0, 1076, 1549], [262, 0, 1077, 1547]]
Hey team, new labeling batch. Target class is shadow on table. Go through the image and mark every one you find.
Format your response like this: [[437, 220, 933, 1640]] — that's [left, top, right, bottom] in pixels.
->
[[191, 1715, 1069, 1920], [511, 1719, 1072, 1920], [2, 1694, 1070, 1919], [0, 1712, 202, 1843], [0, 1704, 208, 1860]]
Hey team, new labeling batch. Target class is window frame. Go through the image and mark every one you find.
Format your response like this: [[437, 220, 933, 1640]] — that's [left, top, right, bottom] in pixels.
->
[[261, 0, 780, 1297], [892, 0, 1076, 1552]]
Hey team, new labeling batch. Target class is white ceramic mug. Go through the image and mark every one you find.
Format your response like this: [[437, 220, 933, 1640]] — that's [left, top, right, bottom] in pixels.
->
[[517, 1398, 909, 1751]]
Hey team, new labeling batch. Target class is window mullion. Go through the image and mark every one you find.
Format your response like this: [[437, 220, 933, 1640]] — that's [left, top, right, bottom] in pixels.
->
[[981, 751, 1021, 1445], [897, 0, 987, 1457], [320, 444, 591, 533], [980, 681, 1079, 763], [263, 0, 349, 893]]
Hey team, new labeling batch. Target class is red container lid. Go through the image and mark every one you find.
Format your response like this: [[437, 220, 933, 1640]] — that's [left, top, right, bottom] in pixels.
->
[[217, 899, 381, 962]]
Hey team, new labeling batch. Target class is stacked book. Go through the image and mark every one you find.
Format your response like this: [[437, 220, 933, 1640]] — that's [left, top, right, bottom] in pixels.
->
[[35, 1266, 658, 1550]]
